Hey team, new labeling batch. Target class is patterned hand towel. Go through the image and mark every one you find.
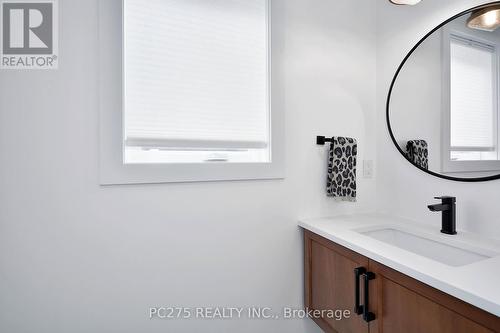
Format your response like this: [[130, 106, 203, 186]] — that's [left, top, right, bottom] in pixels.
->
[[326, 137, 357, 202], [406, 140, 428, 170]]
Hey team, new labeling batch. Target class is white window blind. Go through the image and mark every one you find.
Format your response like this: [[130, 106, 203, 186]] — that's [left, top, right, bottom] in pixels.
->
[[124, 0, 270, 163], [450, 37, 496, 150]]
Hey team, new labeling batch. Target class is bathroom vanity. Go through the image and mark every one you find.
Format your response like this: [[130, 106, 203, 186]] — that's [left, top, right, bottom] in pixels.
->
[[300, 214, 500, 333]]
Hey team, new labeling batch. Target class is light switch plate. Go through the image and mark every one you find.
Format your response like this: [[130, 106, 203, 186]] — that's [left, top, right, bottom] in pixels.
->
[[363, 160, 374, 178]]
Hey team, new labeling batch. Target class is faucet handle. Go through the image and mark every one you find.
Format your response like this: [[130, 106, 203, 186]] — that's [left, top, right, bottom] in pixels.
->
[[434, 196, 456, 202]]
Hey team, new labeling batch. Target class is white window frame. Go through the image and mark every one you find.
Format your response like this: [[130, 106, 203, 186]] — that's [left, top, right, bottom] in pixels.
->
[[441, 28, 500, 174], [99, 0, 284, 185]]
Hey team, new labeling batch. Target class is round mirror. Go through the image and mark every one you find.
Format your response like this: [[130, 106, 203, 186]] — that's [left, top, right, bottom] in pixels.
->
[[388, 2, 500, 181]]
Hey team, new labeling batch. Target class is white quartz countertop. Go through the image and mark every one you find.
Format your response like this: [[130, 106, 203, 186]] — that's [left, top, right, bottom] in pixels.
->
[[299, 213, 500, 317]]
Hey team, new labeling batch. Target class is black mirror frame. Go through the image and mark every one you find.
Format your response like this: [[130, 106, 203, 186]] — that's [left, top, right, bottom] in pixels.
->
[[386, 1, 500, 182]]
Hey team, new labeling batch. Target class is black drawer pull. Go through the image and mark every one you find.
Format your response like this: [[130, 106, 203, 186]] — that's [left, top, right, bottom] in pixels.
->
[[363, 272, 376, 322], [354, 267, 366, 315]]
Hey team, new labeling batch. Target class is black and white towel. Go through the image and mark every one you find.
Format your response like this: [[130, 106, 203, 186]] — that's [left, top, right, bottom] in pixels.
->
[[406, 140, 428, 170], [326, 137, 357, 202]]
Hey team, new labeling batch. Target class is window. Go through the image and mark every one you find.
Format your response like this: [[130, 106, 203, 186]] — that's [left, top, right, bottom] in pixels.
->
[[99, 0, 284, 184], [442, 32, 500, 174], [124, 0, 270, 164]]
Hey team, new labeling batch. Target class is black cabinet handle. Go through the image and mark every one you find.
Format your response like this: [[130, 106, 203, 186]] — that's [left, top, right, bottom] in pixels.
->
[[354, 267, 366, 315], [363, 272, 376, 322]]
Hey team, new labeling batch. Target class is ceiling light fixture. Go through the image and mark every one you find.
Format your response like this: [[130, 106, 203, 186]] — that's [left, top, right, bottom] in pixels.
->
[[389, 0, 422, 5], [467, 5, 500, 32]]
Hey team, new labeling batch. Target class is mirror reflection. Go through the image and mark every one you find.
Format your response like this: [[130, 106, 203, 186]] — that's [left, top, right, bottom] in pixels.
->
[[389, 2, 500, 179]]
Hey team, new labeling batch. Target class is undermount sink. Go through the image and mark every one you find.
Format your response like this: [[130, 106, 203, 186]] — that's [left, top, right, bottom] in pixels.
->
[[356, 226, 499, 267]]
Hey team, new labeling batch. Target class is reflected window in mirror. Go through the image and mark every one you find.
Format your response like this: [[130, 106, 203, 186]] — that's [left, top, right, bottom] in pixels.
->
[[442, 26, 500, 174], [449, 37, 497, 162]]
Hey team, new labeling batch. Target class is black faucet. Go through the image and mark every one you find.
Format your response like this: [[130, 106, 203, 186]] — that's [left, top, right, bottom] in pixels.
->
[[428, 196, 457, 235]]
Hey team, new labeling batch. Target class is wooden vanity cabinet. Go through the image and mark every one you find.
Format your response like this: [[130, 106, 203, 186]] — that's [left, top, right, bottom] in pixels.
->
[[304, 230, 500, 333], [305, 230, 369, 333]]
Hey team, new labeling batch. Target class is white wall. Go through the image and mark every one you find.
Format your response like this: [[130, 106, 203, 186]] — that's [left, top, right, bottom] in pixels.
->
[[0, 0, 377, 332], [376, 0, 500, 239]]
